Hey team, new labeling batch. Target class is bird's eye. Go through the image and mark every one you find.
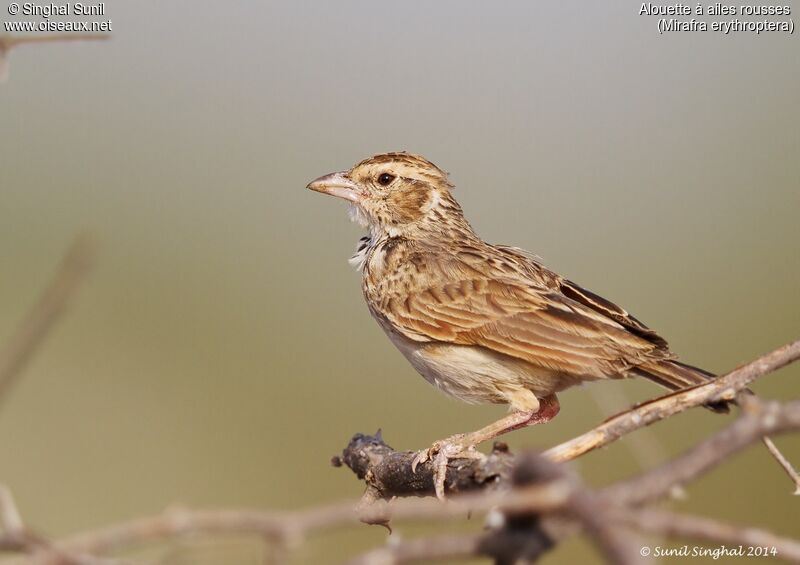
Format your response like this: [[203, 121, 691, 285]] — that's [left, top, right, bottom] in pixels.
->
[[377, 173, 396, 186]]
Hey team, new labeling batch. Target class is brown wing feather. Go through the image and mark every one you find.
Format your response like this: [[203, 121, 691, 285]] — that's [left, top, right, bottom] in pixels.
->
[[377, 268, 672, 381], [558, 279, 669, 350], [488, 247, 726, 411], [495, 245, 670, 351]]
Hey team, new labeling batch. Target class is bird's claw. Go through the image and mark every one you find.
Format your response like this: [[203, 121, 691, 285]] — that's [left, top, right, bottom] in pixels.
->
[[410, 435, 463, 473], [410, 447, 431, 474], [410, 434, 479, 500]]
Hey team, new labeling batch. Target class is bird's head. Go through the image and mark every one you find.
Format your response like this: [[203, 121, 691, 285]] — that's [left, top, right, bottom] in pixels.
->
[[307, 152, 472, 240]]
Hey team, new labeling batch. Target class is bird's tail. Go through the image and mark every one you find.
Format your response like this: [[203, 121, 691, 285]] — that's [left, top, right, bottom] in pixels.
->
[[631, 359, 730, 413]]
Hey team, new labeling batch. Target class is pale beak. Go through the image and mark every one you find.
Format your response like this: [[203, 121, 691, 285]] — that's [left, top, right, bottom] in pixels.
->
[[306, 171, 363, 202]]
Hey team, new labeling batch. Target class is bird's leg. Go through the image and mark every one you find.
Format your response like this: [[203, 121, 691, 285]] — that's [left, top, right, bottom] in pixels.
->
[[412, 395, 560, 499]]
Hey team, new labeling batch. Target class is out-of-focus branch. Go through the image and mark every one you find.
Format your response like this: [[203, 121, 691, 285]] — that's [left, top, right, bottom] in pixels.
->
[[762, 435, 800, 495], [0, 484, 36, 552], [0, 34, 109, 49], [588, 384, 677, 475], [619, 508, 800, 562], [0, 35, 109, 82], [503, 453, 645, 565], [603, 397, 800, 507], [336, 396, 800, 564], [31, 394, 800, 564], [0, 236, 94, 408], [343, 533, 483, 565], [24, 455, 588, 565], [0, 274, 795, 565], [0, 485, 92, 565], [40, 482, 571, 561], [10, 395, 799, 565]]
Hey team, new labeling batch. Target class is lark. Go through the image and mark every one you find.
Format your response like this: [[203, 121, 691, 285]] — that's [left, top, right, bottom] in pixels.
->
[[307, 152, 727, 499]]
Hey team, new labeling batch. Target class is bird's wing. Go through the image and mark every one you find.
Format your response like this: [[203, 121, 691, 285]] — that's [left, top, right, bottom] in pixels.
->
[[557, 278, 669, 349], [376, 265, 672, 380], [494, 245, 670, 350]]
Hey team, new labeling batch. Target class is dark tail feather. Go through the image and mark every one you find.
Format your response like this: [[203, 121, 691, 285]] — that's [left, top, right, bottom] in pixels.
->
[[632, 360, 730, 414]]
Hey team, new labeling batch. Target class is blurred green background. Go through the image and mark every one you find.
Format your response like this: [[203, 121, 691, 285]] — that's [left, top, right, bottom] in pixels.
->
[[0, 1, 798, 563]]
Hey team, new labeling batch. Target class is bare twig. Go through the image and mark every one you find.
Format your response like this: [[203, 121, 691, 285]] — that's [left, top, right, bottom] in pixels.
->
[[0, 236, 94, 408], [332, 341, 800, 502], [41, 481, 571, 561], [621, 508, 800, 563], [506, 453, 646, 565], [0, 486, 94, 564], [589, 384, 675, 470], [335, 393, 800, 563], [344, 533, 483, 565], [0, 484, 34, 553], [15, 395, 800, 565], [0, 301, 794, 565], [337, 432, 514, 500], [762, 436, 800, 495], [603, 398, 800, 506], [0, 486, 24, 534], [343, 405, 800, 565], [345, 508, 800, 565], [0, 34, 109, 50], [544, 340, 800, 462]]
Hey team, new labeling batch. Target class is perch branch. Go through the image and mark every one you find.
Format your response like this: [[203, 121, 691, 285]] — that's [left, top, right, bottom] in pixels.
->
[[1, 332, 796, 564], [17, 395, 800, 565], [335, 432, 515, 499], [334, 398, 800, 510], [603, 398, 800, 507], [332, 341, 800, 500], [544, 339, 800, 462], [341, 396, 800, 565]]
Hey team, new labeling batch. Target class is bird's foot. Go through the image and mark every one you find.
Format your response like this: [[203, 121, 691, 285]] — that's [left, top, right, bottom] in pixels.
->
[[411, 434, 483, 500], [410, 434, 465, 471]]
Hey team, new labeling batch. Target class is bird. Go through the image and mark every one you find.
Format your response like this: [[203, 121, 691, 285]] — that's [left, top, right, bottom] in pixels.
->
[[307, 152, 728, 499]]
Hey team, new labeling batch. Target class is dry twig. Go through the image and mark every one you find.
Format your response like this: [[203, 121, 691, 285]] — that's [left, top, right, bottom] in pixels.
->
[[619, 508, 800, 562], [0, 245, 796, 564], [13, 394, 796, 564], [544, 339, 800, 462], [0, 236, 94, 407]]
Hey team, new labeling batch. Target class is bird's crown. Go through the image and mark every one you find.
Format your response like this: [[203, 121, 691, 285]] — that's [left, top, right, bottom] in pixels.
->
[[308, 152, 472, 241]]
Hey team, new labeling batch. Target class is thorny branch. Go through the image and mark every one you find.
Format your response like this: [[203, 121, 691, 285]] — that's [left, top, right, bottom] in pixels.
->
[[0, 244, 798, 564]]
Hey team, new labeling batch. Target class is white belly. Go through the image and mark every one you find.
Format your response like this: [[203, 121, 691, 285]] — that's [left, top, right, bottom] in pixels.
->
[[381, 323, 576, 412]]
